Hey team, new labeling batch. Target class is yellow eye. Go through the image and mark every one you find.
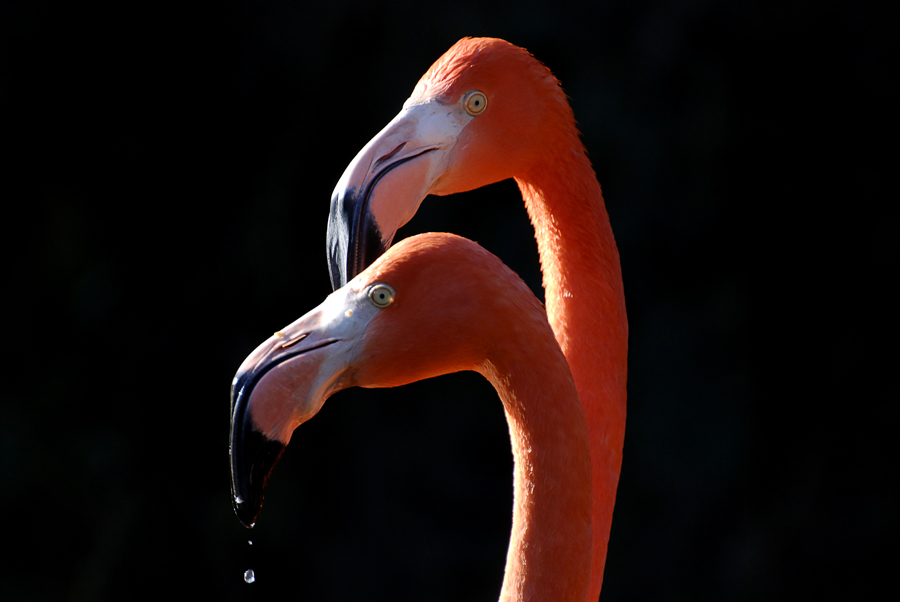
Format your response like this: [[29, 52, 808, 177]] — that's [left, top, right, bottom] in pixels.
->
[[463, 90, 487, 115], [367, 283, 396, 308]]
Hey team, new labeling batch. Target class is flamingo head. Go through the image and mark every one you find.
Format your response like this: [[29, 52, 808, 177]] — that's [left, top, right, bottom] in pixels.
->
[[327, 37, 575, 289], [230, 233, 518, 527]]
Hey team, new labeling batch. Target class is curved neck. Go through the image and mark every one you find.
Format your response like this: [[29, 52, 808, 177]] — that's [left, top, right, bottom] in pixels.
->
[[478, 315, 592, 602], [516, 145, 628, 601]]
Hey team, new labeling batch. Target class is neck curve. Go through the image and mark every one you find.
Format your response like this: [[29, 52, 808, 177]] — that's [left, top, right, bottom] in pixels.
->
[[478, 309, 592, 602], [354, 233, 595, 601], [516, 144, 628, 601]]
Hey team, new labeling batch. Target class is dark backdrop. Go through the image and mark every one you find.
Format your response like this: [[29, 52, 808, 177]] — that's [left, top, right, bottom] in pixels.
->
[[3, 1, 895, 600]]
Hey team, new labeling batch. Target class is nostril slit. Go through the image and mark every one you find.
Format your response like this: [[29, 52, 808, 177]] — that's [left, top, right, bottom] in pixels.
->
[[373, 143, 407, 169], [280, 333, 309, 349]]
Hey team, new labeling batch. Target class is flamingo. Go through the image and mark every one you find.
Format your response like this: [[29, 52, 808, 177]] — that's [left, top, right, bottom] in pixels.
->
[[326, 37, 627, 600], [230, 232, 592, 601]]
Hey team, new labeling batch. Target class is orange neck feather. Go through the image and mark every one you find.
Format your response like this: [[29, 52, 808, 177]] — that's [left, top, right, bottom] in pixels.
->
[[480, 296, 593, 602], [517, 139, 628, 602]]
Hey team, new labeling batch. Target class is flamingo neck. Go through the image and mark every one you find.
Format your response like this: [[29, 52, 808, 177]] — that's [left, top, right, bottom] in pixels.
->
[[516, 146, 628, 601], [479, 322, 592, 602]]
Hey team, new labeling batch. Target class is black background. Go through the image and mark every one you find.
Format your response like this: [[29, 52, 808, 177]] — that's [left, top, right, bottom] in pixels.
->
[[3, 1, 895, 600]]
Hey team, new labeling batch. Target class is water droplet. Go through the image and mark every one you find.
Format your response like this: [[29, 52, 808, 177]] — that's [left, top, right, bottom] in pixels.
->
[[244, 569, 256, 584], [235, 496, 244, 505]]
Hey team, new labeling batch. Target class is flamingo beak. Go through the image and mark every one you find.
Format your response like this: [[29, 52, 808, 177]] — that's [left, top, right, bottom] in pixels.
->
[[229, 286, 373, 527], [327, 100, 466, 289]]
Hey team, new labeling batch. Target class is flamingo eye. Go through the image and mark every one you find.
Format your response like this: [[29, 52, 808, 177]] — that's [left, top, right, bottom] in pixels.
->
[[463, 91, 487, 115], [367, 283, 396, 308]]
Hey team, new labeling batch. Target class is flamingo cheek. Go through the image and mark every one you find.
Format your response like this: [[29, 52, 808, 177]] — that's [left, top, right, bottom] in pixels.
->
[[249, 352, 336, 444], [367, 155, 435, 239]]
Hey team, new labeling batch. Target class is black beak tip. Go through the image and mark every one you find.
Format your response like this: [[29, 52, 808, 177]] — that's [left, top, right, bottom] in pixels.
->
[[230, 426, 287, 529], [232, 494, 260, 529], [327, 188, 355, 290], [327, 186, 390, 291]]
